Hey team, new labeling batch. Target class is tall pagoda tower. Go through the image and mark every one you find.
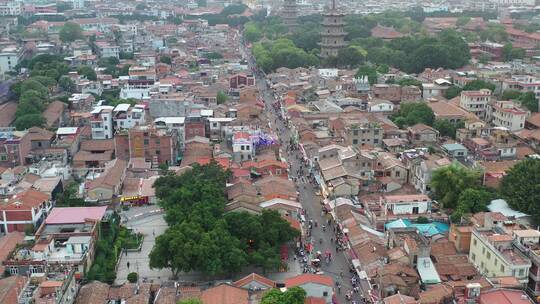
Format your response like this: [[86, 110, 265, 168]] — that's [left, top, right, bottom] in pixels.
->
[[281, 0, 298, 32], [319, 0, 347, 58]]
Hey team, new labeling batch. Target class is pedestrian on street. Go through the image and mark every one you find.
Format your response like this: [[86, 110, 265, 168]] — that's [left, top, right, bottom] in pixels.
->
[[127, 261, 130, 269]]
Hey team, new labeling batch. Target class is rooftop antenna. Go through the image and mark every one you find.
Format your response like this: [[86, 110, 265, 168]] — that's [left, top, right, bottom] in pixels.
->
[[332, 0, 336, 10]]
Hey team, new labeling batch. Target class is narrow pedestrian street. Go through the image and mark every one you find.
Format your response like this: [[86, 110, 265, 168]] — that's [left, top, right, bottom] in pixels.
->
[[242, 42, 368, 303]]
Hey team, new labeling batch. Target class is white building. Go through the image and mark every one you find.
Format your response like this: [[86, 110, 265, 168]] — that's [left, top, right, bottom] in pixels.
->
[[72, 0, 85, 9], [502, 75, 540, 100], [368, 99, 394, 113], [383, 194, 432, 216], [422, 83, 448, 99], [113, 103, 146, 130], [490, 0, 535, 6], [0, 47, 19, 77], [90, 106, 114, 139], [96, 42, 119, 58], [232, 131, 255, 162], [460, 89, 492, 120], [0, 2, 22, 16], [490, 100, 528, 131]]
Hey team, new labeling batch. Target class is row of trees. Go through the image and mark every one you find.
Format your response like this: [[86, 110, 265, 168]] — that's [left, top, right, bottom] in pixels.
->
[[390, 102, 465, 139], [430, 165, 492, 221], [431, 159, 540, 223], [86, 214, 142, 283], [252, 39, 319, 73], [149, 163, 299, 278], [10, 54, 73, 130]]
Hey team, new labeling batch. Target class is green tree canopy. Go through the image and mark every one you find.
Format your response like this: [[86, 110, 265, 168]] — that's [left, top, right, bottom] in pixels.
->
[[217, 91, 228, 104], [500, 159, 540, 223], [244, 22, 263, 42], [452, 188, 493, 222], [398, 78, 422, 88], [431, 164, 482, 209], [355, 64, 378, 85], [501, 90, 522, 100], [519, 91, 538, 112], [434, 119, 464, 139], [391, 102, 435, 128], [462, 79, 495, 92], [58, 75, 75, 92], [160, 56, 172, 65], [261, 287, 307, 304], [502, 42, 525, 62], [59, 22, 84, 42], [14, 114, 46, 130], [77, 65, 97, 81], [149, 163, 298, 277]]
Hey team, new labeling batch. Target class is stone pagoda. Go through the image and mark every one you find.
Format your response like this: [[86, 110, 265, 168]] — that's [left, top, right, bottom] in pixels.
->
[[281, 0, 299, 32], [319, 0, 347, 58]]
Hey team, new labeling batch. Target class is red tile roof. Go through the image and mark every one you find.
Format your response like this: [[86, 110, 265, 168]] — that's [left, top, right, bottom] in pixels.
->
[[284, 274, 333, 288], [233, 273, 275, 289], [479, 289, 533, 304], [0, 189, 49, 211], [201, 284, 248, 304]]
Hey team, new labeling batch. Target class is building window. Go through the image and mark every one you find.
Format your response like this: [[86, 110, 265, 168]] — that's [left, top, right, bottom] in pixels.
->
[[519, 269, 525, 277], [156, 139, 160, 144], [471, 253, 475, 261], [500, 265, 505, 272], [473, 239, 477, 246], [241, 145, 245, 151], [395, 171, 400, 177], [352, 139, 358, 145], [482, 247, 485, 255], [8, 266, 18, 275], [494, 259, 498, 266], [246, 146, 250, 151], [156, 150, 160, 155], [0, 154, 7, 161], [144, 139, 149, 145], [486, 252, 491, 259], [353, 130, 359, 136], [323, 291, 328, 297]]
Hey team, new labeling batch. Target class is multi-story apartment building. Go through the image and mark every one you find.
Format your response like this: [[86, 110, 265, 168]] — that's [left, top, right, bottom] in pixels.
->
[[513, 229, 540, 297], [113, 103, 146, 130], [469, 227, 531, 284], [460, 89, 492, 120], [0, 189, 53, 234], [344, 119, 383, 147], [90, 106, 114, 140], [490, 100, 528, 131], [0, 2, 22, 16], [502, 75, 540, 100], [115, 126, 179, 166]]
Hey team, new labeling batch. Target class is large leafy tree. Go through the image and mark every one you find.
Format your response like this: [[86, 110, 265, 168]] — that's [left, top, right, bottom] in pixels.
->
[[391, 102, 435, 128], [261, 287, 307, 304], [452, 188, 494, 222], [59, 22, 84, 43], [77, 65, 97, 81], [463, 79, 495, 92], [500, 159, 540, 221], [519, 91, 538, 112], [14, 114, 46, 130], [150, 163, 298, 277], [431, 164, 482, 209]]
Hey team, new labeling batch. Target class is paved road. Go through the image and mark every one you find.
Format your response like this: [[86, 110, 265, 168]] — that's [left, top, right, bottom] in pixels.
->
[[116, 211, 172, 284], [242, 44, 367, 303]]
